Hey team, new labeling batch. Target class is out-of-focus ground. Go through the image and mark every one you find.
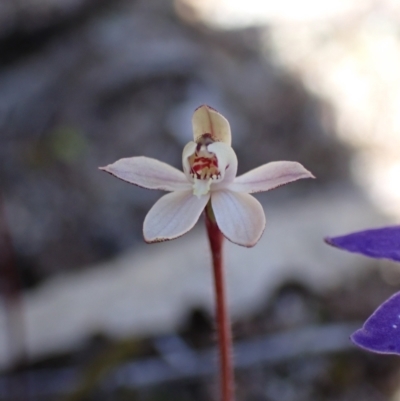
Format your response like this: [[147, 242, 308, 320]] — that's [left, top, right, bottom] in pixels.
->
[[1, 0, 400, 400]]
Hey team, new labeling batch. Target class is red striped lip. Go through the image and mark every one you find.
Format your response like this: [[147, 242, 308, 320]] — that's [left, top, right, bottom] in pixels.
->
[[191, 154, 220, 179]]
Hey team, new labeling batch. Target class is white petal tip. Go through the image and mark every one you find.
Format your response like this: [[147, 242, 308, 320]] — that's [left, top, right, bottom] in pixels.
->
[[225, 220, 266, 247], [285, 162, 315, 180], [229, 234, 264, 248], [299, 171, 315, 181], [99, 165, 115, 175], [299, 166, 315, 179], [271, 166, 315, 189], [143, 226, 192, 244], [194, 104, 219, 115], [143, 236, 175, 244]]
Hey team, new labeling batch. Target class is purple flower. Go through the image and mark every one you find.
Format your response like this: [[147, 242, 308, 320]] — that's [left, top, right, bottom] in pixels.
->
[[325, 226, 400, 262], [351, 291, 400, 354], [325, 226, 400, 354]]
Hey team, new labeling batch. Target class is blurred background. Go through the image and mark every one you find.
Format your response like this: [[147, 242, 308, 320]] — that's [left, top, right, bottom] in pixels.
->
[[1, 0, 400, 400]]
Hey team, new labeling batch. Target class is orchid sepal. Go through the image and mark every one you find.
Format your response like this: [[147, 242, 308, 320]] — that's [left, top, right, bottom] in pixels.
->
[[192, 105, 232, 146], [100, 156, 191, 192], [229, 161, 315, 194], [211, 190, 266, 247], [143, 190, 210, 243]]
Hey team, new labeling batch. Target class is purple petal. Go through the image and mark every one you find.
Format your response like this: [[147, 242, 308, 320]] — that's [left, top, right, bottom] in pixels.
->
[[351, 292, 400, 354], [325, 226, 400, 262]]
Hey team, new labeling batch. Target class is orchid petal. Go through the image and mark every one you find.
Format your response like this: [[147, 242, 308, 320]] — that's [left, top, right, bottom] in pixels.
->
[[100, 157, 191, 192], [351, 291, 400, 354], [143, 190, 210, 243], [207, 142, 238, 188], [182, 141, 197, 180], [192, 105, 231, 145], [229, 161, 314, 193], [325, 226, 400, 262], [211, 190, 265, 247]]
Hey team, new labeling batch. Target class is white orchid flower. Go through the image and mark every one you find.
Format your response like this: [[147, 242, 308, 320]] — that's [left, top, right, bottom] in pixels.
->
[[100, 105, 314, 247]]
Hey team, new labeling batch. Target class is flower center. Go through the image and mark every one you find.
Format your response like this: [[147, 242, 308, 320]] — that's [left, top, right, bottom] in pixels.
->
[[190, 151, 219, 180], [189, 135, 220, 180], [188, 136, 221, 197]]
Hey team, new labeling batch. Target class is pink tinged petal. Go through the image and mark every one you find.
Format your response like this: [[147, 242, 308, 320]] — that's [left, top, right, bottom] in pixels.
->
[[100, 157, 191, 192], [192, 105, 231, 146], [182, 141, 197, 180], [229, 161, 314, 194], [211, 190, 266, 247], [143, 190, 210, 243], [207, 142, 238, 191]]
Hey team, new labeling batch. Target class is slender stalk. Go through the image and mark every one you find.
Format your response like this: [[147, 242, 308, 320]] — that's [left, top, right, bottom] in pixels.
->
[[205, 203, 234, 401]]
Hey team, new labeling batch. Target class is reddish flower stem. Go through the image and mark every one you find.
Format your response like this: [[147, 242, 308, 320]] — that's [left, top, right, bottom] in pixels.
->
[[205, 203, 235, 401]]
